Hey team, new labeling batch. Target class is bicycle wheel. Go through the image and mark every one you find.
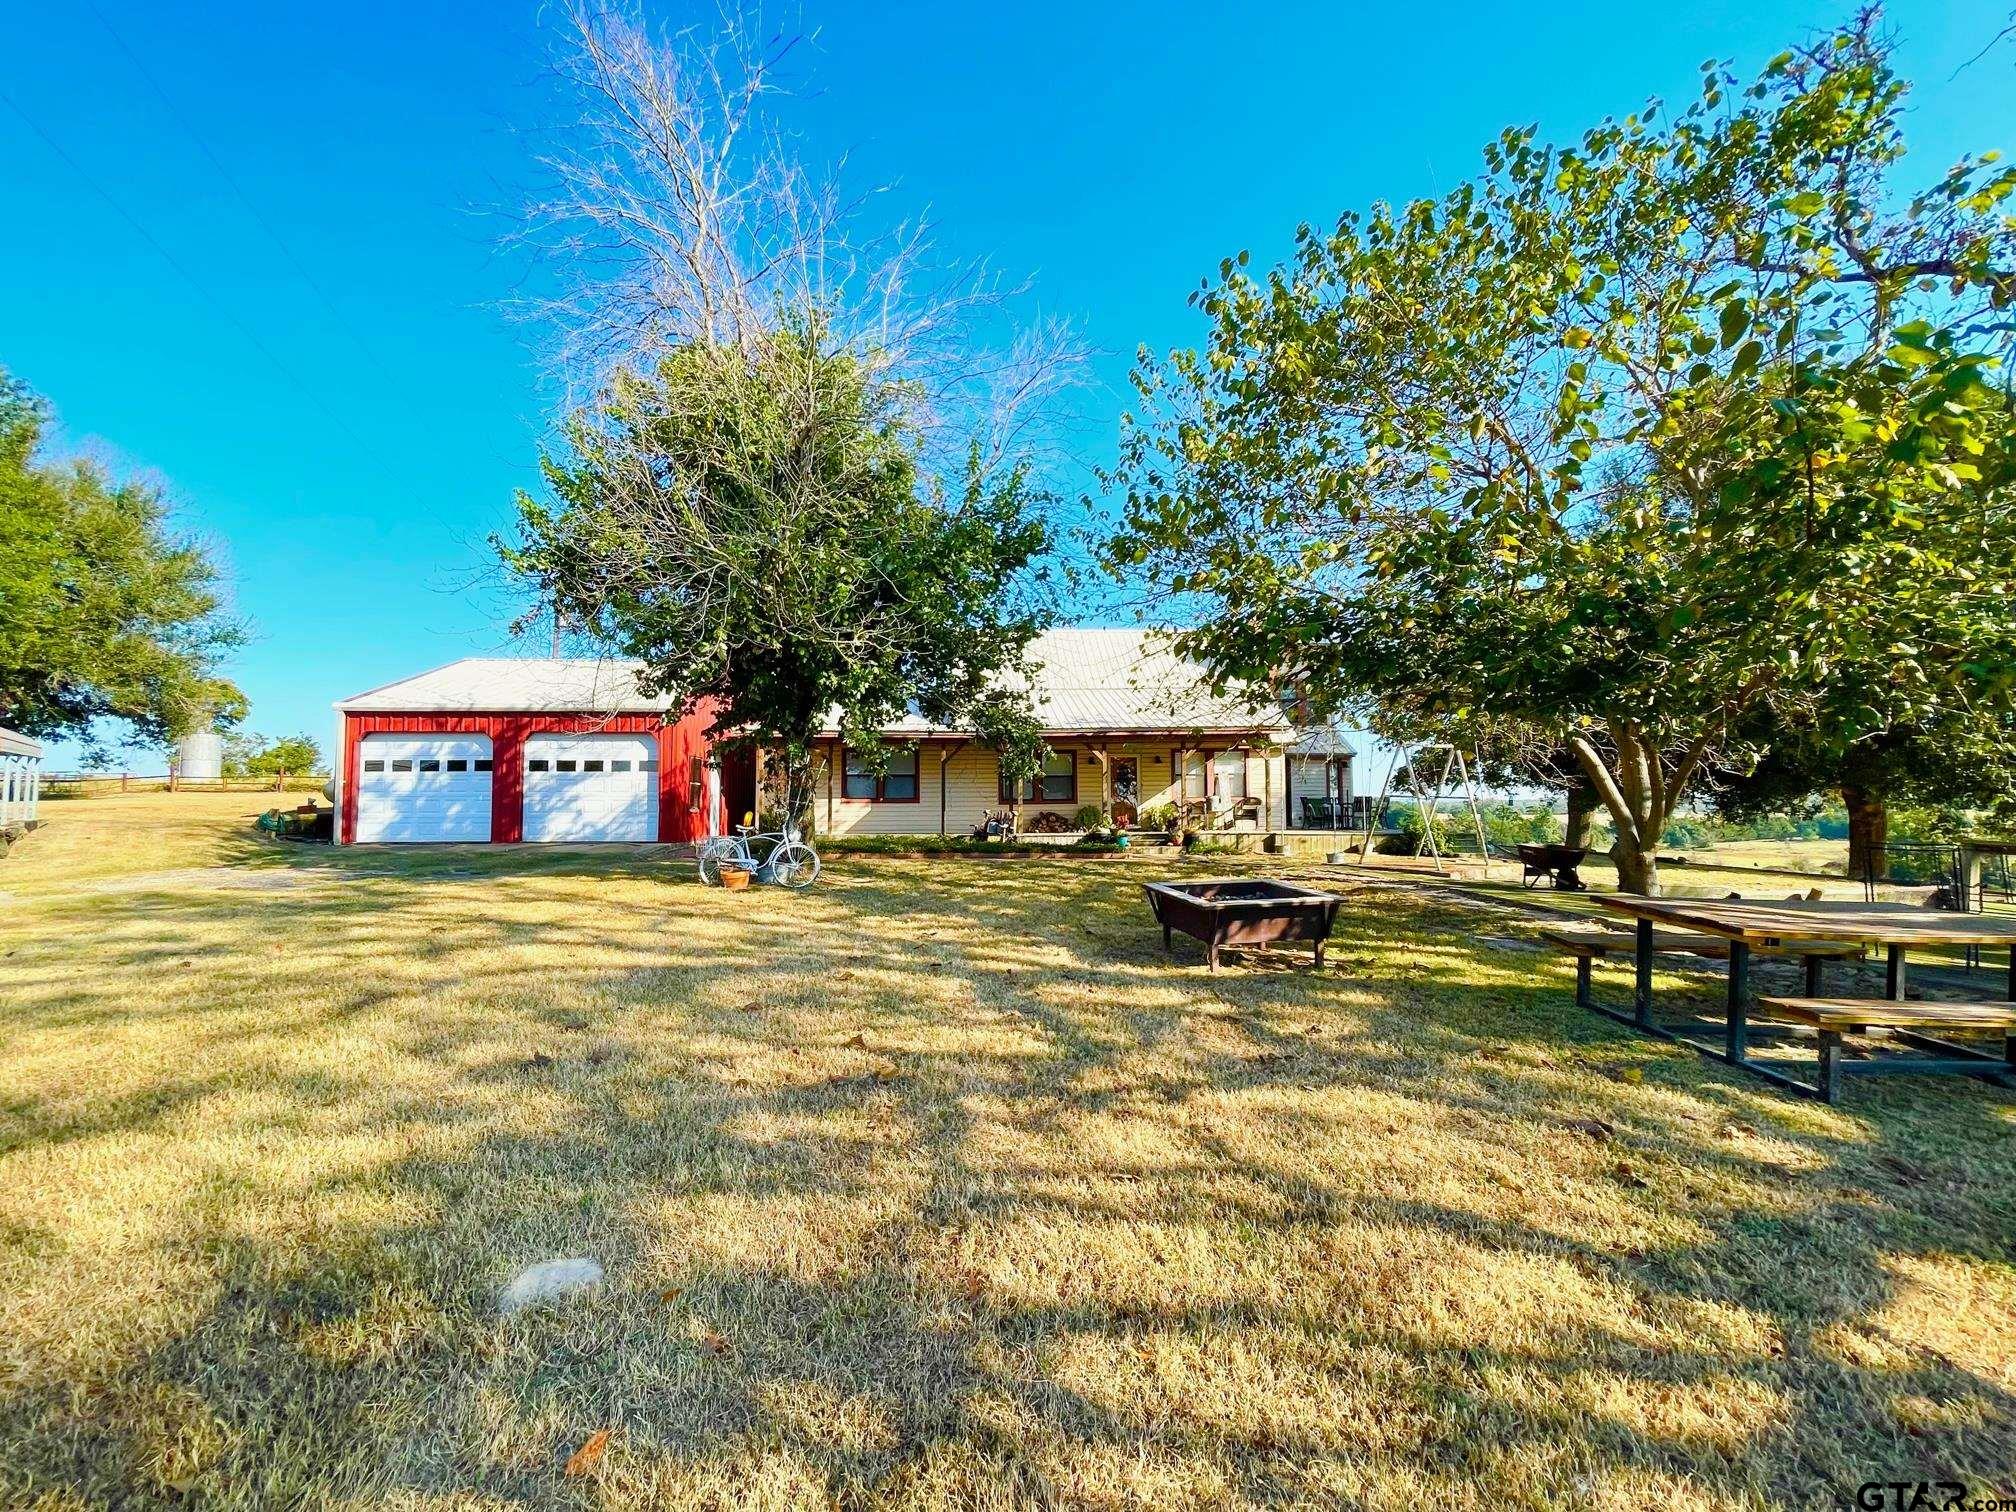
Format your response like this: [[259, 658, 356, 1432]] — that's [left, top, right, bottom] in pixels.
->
[[767, 840, 821, 890], [696, 837, 737, 886]]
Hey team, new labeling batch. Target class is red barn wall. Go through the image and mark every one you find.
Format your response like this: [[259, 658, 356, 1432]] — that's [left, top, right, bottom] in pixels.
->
[[340, 704, 718, 845]]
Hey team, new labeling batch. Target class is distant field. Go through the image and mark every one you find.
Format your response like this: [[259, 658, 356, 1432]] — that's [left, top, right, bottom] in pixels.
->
[[1667, 838, 1851, 876]]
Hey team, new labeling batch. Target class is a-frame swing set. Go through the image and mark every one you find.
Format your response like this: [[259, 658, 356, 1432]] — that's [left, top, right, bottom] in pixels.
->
[[1355, 742, 1489, 874]]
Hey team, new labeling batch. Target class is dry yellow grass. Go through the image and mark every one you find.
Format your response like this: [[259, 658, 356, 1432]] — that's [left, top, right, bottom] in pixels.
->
[[1, 792, 2013, 1508]]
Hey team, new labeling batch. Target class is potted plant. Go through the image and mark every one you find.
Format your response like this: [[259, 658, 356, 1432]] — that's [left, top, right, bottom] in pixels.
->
[[718, 861, 753, 891]]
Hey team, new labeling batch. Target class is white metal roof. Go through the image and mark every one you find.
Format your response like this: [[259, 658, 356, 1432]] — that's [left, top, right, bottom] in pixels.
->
[[334, 630, 1295, 737], [1286, 724, 1359, 758], [335, 658, 678, 714], [828, 628, 1289, 737], [0, 726, 43, 759]]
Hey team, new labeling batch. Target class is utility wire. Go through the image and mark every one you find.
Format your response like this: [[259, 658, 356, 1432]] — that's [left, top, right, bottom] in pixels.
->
[[83, 1, 401, 389], [1, 88, 347, 426]]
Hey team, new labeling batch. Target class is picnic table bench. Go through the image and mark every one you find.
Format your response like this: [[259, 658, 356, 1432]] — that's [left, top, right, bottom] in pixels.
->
[[1574, 896, 2016, 1102], [1756, 997, 2016, 1102], [1541, 924, 1857, 1012]]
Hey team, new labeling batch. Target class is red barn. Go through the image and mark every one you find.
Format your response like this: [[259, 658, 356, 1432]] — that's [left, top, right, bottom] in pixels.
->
[[333, 659, 727, 845]]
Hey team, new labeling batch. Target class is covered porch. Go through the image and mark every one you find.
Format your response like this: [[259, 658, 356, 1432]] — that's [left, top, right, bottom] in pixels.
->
[[803, 730, 1293, 837], [0, 727, 45, 835], [1283, 726, 1358, 830]]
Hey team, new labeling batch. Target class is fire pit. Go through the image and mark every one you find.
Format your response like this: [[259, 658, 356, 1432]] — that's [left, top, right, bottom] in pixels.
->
[[1142, 879, 1344, 971]]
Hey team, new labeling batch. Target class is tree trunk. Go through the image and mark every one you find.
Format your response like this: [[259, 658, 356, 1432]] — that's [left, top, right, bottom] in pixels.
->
[[1568, 734, 1663, 896], [1564, 775, 1599, 850], [1844, 784, 1888, 881], [1610, 837, 1658, 896]]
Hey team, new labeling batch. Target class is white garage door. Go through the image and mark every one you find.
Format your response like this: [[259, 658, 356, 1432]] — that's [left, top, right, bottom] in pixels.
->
[[355, 734, 494, 843], [523, 734, 657, 842]]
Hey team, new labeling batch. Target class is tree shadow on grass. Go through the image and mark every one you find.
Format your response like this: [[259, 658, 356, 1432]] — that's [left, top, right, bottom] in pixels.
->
[[5, 853, 2015, 1505]]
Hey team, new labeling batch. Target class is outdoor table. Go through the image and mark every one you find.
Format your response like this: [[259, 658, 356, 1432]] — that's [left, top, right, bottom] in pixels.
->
[[1588, 896, 2016, 1098]]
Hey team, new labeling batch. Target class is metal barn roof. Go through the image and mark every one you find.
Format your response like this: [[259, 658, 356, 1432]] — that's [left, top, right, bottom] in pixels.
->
[[335, 658, 677, 714], [335, 629, 1292, 736]]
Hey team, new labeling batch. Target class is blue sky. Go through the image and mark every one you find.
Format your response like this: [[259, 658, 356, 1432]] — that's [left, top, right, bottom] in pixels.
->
[[7, 0, 2014, 774]]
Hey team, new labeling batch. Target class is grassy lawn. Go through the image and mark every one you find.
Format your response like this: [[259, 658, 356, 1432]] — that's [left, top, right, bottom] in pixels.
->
[[3, 794, 2013, 1508]]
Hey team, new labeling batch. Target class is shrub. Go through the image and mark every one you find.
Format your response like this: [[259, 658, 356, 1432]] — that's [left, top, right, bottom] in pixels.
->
[[1138, 803, 1177, 831], [1660, 815, 1713, 849], [816, 832, 1126, 856], [1379, 804, 1455, 855], [1480, 801, 1563, 849], [1071, 804, 1107, 831]]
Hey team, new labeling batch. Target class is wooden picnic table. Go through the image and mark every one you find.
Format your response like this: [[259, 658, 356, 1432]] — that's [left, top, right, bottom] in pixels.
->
[[1586, 896, 2016, 1099]]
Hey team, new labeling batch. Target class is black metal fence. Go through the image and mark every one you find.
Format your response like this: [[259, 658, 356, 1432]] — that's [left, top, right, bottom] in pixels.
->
[[1864, 841, 1964, 909]]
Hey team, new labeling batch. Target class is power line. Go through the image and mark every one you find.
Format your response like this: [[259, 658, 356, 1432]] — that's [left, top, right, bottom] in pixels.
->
[[83, 1, 401, 389], [2, 85, 383, 461]]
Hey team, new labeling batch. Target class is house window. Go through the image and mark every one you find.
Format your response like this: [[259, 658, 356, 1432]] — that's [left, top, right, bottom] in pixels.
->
[[843, 745, 919, 802], [556, 760, 577, 773], [391, 759, 413, 773], [528, 759, 549, 773], [687, 756, 702, 807], [363, 760, 385, 774], [474, 759, 493, 772], [1001, 749, 1075, 804], [446, 759, 467, 773], [613, 759, 632, 773], [419, 759, 441, 774], [583, 759, 604, 773]]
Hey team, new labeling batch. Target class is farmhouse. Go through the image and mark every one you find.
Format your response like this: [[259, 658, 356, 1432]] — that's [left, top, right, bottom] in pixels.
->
[[333, 628, 1355, 844]]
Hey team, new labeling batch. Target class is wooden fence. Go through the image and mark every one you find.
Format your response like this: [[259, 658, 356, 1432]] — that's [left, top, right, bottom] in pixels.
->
[[42, 773, 328, 798]]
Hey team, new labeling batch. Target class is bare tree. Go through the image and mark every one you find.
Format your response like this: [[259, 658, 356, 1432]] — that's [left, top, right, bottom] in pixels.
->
[[514, 0, 1085, 485]]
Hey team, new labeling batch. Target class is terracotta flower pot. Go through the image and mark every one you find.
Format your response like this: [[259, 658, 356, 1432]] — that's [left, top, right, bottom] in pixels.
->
[[719, 864, 753, 891]]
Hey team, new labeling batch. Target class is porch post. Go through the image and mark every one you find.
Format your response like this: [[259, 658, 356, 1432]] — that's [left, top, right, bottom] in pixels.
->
[[937, 740, 966, 837]]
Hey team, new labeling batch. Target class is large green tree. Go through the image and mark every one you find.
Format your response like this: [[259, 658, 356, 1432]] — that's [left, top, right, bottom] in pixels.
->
[[1107, 19, 2016, 893], [1713, 695, 2016, 878], [0, 370, 244, 756], [505, 326, 1053, 797], [222, 732, 326, 780]]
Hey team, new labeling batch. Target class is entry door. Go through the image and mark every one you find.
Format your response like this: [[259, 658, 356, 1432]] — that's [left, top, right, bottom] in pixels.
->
[[1112, 757, 1139, 827], [523, 734, 657, 842], [1213, 750, 1247, 801], [355, 734, 494, 842]]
